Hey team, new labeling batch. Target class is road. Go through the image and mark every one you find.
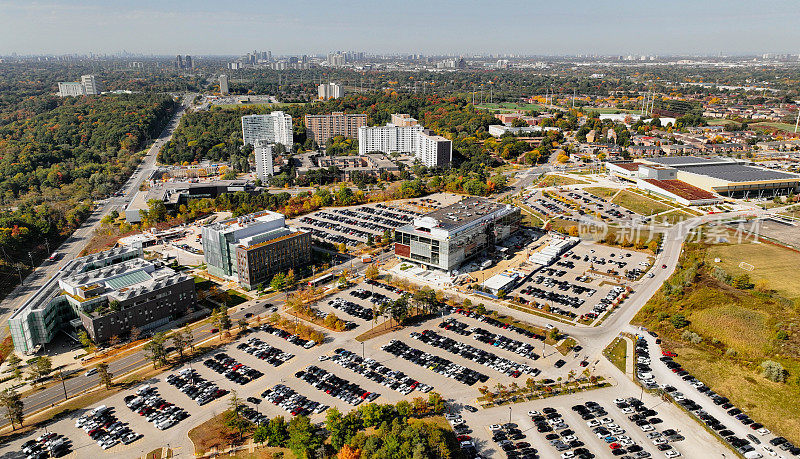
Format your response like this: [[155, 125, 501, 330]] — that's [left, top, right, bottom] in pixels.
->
[[0, 97, 191, 339], [11, 248, 394, 419]]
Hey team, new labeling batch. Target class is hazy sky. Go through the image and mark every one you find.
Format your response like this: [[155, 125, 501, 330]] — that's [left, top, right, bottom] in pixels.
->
[[1, 0, 798, 56]]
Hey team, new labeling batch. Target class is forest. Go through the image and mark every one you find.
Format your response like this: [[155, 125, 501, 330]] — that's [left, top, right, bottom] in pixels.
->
[[0, 91, 176, 297]]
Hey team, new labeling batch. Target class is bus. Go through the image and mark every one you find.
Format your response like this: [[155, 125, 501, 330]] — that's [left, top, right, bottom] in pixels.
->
[[308, 273, 334, 287]]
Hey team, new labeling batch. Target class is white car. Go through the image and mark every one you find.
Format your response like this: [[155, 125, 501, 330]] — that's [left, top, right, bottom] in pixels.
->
[[528, 410, 540, 417], [489, 424, 502, 431], [665, 451, 682, 458], [561, 452, 576, 459], [641, 424, 655, 432], [587, 420, 601, 427]]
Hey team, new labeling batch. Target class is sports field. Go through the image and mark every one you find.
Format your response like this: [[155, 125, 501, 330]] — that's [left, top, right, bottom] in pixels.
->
[[611, 190, 674, 216], [475, 102, 545, 111]]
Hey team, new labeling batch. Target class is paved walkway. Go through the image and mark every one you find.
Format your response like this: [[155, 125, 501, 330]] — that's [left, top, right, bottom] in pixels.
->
[[621, 335, 635, 379]]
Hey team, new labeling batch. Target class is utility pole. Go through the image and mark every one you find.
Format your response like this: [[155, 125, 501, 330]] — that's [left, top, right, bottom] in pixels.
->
[[59, 370, 69, 401], [795, 109, 799, 134], [28, 252, 34, 269]]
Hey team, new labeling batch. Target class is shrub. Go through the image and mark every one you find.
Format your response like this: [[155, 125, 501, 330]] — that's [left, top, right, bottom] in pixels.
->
[[725, 348, 738, 357], [761, 360, 786, 383], [671, 313, 689, 329]]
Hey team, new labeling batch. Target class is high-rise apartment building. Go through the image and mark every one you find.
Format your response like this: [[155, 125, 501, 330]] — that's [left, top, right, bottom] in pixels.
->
[[184, 55, 193, 69], [175, 55, 183, 69], [57, 82, 86, 97], [254, 140, 273, 181], [305, 112, 367, 145], [202, 211, 311, 289], [57, 75, 102, 97], [417, 129, 452, 168], [358, 116, 423, 155], [81, 74, 102, 95], [219, 74, 229, 94], [241, 112, 293, 147], [391, 114, 419, 127], [318, 82, 343, 100]]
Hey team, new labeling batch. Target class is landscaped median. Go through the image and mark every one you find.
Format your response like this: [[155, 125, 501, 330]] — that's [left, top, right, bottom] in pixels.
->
[[476, 375, 610, 408]]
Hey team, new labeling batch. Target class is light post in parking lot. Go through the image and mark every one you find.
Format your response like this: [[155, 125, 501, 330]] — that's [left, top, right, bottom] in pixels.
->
[[361, 341, 365, 360], [508, 406, 512, 424]]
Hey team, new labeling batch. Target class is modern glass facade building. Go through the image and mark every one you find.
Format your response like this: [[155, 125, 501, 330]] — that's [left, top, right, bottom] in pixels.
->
[[394, 197, 521, 273]]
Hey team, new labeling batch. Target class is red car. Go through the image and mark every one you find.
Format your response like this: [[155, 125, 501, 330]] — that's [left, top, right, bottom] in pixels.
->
[[610, 443, 621, 450], [662, 351, 677, 357]]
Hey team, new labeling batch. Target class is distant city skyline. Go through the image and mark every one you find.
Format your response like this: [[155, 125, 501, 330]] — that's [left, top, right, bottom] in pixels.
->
[[1, 0, 799, 56]]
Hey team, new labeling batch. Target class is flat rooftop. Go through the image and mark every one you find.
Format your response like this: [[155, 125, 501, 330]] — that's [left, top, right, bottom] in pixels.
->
[[648, 156, 729, 166], [680, 164, 800, 183], [421, 197, 513, 231]]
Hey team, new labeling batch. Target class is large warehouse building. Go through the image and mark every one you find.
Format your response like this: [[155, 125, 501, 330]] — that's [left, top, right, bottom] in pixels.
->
[[394, 197, 521, 273], [641, 157, 800, 198]]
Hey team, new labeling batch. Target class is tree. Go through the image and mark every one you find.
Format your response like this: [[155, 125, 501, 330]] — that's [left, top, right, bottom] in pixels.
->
[[171, 329, 188, 359], [96, 363, 113, 389], [390, 294, 410, 325], [271, 273, 287, 292], [266, 415, 289, 447], [142, 332, 168, 368], [109, 335, 121, 348], [365, 264, 379, 280], [0, 388, 24, 430], [182, 324, 195, 353], [285, 269, 296, 289], [670, 313, 689, 329], [428, 391, 445, 414], [732, 273, 753, 289], [78, 330, 96, 354], [339, 445, 361, 459], [129, 326, 142, 342], [287, 415, 322, 459], [761, 360, 787, 383], [227, 390, 249, 440], [28, 356, 52, 384], [212, 306, 232, 337], [253, 424, 270, 446], [238, 318, 248, 333], [6, 354, 21, 371]]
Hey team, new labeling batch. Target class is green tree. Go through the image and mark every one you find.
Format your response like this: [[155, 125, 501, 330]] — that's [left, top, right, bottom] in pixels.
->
[[28, 356, 52, 384], [287, 415, 322, 458], [670, 313, 689, 329], [0, 388, 24, 430], [267, 415, 289, 447], [171, 329, 188, 359], [365, 264, 379, 280], [428, 392, 445, 414], [142, 332, 169, 368], [212, 306, 232, 337], [271, 272, 287, 292], [78, 330, 96, 354]]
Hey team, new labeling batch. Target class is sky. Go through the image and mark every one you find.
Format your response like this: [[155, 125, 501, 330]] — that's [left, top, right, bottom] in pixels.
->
[[1, 0, 799, 56]]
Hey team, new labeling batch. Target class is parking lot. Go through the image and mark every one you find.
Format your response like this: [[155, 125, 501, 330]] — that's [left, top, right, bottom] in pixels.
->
[[520, 189, 644, 227], [510, 241, 653, 324]]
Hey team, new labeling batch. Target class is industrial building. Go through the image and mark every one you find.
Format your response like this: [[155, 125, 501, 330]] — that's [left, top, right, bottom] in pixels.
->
[[394, 197, 521, 273], [8, 247, 196, 351], [606, 160, 723, 205], [202, 211, 311, 289]]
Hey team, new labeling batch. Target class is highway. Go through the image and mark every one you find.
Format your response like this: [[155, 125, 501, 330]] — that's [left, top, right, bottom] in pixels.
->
[[0, 96, 191, 340]]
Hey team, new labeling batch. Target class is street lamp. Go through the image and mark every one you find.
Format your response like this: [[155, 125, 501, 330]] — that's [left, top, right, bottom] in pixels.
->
[[508, 406, 512, 424]]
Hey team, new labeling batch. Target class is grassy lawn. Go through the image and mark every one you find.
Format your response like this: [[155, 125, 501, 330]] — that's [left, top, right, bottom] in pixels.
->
[[579, 107, 640, 115], [604, 337, 628, 374], [611, 190, 675, 216], [537, 174, 588, 187], [707, 119, 742, 128], [584, 187, 619, 200], [476, 102, 546, 111], [655, 209, 694, 225], [706, 241, 800, 300], [752, 121, 798, 133], [633, 241, 800, 444]]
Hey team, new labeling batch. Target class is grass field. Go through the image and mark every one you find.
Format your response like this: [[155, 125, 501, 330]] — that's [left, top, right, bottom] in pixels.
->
[[633, 242, 800, 444], [751, 121, 798, 133], [611, 190, 675, 216], [584, 187, 619, 200], [655, 209, 694, 225], [476, 102, 546, 112], [579, 107, 640, 115], [604, 337, 628, 374], [706, 241, 800, 300], [707, 119, 742, 128], [537, 174, 588, 187]]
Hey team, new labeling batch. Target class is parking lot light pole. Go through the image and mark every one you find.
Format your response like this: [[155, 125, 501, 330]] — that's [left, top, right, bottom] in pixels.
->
[[508, 406, 512, 424], [361, 341, 365, 360]]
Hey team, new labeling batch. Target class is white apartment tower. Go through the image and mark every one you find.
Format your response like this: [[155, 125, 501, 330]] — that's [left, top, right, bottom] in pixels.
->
[[57, 82, 85, 97], [81, 75, 102, 95], [417, 130, 452, 168], [358, 119, 423, 155], [254, 140, 274, 181], [241, 112, 293, 147], [219, 74, 229, 95], [318, 82, 343, 100]]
